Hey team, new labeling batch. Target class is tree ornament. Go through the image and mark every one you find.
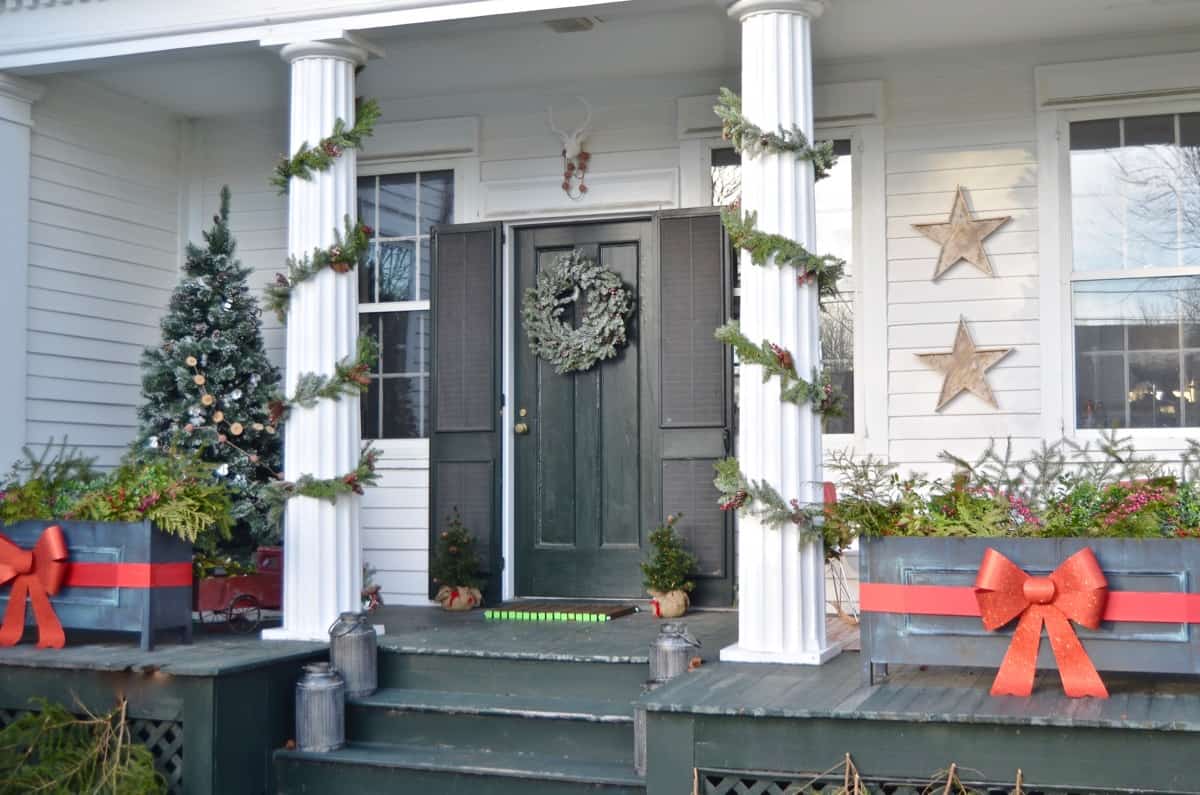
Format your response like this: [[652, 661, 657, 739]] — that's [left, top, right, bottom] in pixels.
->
[[185, 356, 198, 367], [193, 374, 206, 385], [912, 186, 1011, 280], [201, 394, 215, 406], [916, 317, 1013, 411], [520, 250, 633, 375], [212, 411, 225, 423], [229, 422, 244, 436]]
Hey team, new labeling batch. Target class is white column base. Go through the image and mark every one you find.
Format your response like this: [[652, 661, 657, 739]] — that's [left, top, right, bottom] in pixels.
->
[[720, 640, 842, 666]]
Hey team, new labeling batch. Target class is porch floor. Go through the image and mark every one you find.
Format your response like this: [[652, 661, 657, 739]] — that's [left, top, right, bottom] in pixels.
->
[[370, 605, 745, 663]]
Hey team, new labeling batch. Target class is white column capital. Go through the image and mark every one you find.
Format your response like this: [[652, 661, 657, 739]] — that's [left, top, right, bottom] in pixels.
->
[[279, 38, 371, 67], [0, 73, 44, 127], [726, 0, 829, 21]]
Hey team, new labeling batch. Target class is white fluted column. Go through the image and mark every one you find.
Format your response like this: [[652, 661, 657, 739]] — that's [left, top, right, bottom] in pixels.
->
[[0, 75, 41, 470], [721, 0, 839, 665], [262, 41, 367, 642]]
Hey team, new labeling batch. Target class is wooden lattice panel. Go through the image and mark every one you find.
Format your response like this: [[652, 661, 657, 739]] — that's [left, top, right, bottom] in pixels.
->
[[0, 707, 183, 795], [131, 717, 185, 795], [699, 769, 1152, 795]]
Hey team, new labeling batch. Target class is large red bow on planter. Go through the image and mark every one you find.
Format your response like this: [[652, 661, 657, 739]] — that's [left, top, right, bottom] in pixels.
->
[[975, 547, 1109, 698], [0, 525, 68, 649]]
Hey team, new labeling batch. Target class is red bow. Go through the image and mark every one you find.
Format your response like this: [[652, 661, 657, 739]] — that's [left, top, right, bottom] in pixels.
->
[[0, 526, 69, 649], [974, 547, 1109, 698]]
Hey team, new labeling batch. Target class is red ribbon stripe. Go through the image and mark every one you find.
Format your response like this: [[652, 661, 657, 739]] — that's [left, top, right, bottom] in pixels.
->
[[860, 583, 1200, 624], [63, 562, 193, 589]]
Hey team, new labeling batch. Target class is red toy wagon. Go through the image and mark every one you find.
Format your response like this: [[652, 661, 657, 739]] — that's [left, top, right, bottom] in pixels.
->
[[192, 546, 282, 632]]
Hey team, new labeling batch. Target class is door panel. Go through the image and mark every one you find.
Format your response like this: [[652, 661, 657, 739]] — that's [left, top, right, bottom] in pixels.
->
[[516, 222, 651, 598]]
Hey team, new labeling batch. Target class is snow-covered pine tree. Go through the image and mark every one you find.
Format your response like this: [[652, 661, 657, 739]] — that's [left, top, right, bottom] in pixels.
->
[[135, 186, 283, 549]]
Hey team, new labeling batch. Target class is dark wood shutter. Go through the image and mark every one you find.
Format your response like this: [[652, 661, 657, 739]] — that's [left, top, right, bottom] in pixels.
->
[[651, 209, 734, 606], [429, 223, 503, 602]]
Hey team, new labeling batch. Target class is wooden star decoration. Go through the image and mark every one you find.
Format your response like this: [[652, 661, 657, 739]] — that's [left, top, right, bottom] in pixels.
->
[[916, 318, 1013, 411], [912, 186, 1011, 280]]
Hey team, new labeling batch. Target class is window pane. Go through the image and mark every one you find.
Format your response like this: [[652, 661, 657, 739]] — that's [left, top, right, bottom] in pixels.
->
[[419, 237, 431, 301], [357, 177, 378, 229], [378, 173, 417, 238], [359, 313, 381, 374], [382, 376, 426, 438], [359, 241, 376, 303], [361, 378, 381, 439], [1070, 119, 1120, 151], [1073, 276, 1200, 428], [380, 310, 429, 375], [821, 299, 854, 435], [1070, 114, 1200, 272], [420, 170, 454, 235], [1124, 115, 1174, 147], [377, 240, 417, 303], [710, 148, 741, 206]]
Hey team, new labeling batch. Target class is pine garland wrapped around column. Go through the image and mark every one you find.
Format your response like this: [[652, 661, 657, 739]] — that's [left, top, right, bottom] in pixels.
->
[[134, 187, 283, 549]]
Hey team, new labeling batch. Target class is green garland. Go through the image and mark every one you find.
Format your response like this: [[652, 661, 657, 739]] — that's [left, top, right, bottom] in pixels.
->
[[265, 216, 370, 322], [711, 89, 851, 548], [269, 335, 378, 426], [272, 98, 381, 193], [714, 457, 823, 535], [714, 87, 836, 179], [715, 322, 842, 416], [721, 207, 845, 302], [264, 446, 381, 526]]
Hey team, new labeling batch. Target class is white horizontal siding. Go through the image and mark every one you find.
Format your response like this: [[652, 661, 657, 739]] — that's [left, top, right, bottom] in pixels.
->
[[883, 107, 1041, 474], [26, 77, 180, 468]]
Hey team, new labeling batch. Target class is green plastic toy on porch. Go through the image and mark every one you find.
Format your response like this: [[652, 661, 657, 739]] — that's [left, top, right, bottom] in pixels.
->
[[641, 514, 697, 619], [431, 509, 483, 611]]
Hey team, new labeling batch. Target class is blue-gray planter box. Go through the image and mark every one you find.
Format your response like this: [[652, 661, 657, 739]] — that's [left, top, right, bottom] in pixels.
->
[[859, 536, 1200, 682], [0, 519, 193, 651]]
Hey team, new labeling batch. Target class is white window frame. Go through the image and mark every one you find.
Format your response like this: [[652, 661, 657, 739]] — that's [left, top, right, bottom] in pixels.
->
[[1041, 96, 1200, 447], [700, 123, 888, 458], [356, 156, 477, 458]]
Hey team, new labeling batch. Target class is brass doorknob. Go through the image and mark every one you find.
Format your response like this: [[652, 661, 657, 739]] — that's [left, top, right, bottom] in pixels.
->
[[514, 422, 530, 435]]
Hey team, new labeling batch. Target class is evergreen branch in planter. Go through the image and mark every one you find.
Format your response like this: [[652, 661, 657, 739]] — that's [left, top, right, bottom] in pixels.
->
[[0, 698, 165, 795]]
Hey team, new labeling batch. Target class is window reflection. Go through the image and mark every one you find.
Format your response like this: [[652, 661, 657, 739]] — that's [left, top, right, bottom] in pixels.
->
[[1074, 277, 1200, 428]]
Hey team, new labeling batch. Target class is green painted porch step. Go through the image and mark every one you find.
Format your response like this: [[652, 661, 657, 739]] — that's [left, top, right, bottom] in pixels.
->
[[377, 647, 649, 700], [275, 742, 645, 794], [347, 688, 634, 764]]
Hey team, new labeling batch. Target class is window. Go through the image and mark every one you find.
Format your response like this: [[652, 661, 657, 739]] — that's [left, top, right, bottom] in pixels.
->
[[1069, 114, 1200, 428], [356, 170, 454, 438], [712, 140, 856, 434]]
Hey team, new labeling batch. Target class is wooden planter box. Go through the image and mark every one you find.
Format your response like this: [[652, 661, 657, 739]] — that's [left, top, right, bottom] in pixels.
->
[[0, 520, 193, 651], [859, 536, 1200, 683]]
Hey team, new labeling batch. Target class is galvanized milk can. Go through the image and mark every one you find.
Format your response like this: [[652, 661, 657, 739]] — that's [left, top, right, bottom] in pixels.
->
[[649, 622, 700, 684], [295, 662, 345, 752], [329, 611, 378, 698], [637, 623, 701, 776]]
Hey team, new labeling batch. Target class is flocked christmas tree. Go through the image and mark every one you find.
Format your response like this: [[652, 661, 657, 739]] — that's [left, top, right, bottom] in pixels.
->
[[134, 187, 283, 549]]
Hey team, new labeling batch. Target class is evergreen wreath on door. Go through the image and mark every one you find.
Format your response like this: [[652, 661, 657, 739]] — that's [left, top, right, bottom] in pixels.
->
[[521, 249, 634, 375]]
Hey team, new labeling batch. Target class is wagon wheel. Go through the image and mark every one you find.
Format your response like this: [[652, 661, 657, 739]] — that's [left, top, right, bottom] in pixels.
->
[[226, 594, 261, 634]]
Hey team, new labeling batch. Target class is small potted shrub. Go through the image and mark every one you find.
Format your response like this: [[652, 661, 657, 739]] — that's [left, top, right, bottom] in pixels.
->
[[430, 509, 482, 611], [641, 514, 697, 618]]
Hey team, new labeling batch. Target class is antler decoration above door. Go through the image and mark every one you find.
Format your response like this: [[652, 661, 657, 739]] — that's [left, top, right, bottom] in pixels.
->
[[548, 97, 593, 200]]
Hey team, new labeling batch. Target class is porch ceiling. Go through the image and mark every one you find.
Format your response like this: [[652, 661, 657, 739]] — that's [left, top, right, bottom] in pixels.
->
[[25, 0, 1200, 119]]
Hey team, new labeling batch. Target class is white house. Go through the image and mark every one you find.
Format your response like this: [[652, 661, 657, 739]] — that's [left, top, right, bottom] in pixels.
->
[[4, 0, 1200, 655]]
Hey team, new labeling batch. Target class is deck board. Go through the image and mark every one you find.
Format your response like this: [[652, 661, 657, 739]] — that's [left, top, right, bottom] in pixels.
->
[[644, 650, 1200, 732]]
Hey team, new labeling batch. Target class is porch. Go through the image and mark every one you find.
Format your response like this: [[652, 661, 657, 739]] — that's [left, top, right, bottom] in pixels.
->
[[4, 608, 1197, 793]]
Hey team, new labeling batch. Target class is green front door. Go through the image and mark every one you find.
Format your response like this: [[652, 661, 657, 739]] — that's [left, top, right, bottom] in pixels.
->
[[515, 220, 653, 598]]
